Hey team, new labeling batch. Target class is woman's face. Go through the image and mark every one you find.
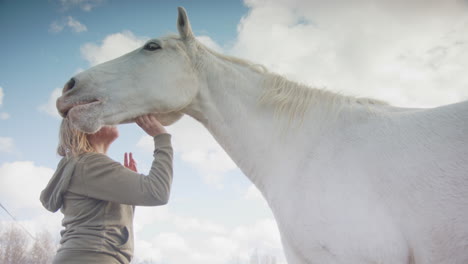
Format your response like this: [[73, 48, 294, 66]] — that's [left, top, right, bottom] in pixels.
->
[[88, 126, 119, 145]]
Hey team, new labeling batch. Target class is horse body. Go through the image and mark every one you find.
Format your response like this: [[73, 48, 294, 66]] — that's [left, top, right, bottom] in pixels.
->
[[56, 7, 468, 264], [186, 45, 468, 263]]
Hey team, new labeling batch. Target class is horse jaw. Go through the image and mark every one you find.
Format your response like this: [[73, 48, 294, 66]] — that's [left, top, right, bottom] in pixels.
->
[[120, 111, 184, 126], [68, 110, 184, 134], [153, 112, 184, 126]]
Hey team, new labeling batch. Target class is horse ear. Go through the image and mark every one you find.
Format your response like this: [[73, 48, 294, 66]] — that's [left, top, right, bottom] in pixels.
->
[[177, 7, 194, 40]]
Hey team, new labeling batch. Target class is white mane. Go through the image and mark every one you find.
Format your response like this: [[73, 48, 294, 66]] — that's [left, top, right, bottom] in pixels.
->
[[194, 38, 387, 124], [259, 73, 387, 124]]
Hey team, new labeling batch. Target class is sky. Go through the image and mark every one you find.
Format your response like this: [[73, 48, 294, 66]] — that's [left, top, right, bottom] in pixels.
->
[[0, 0, 467, 263]]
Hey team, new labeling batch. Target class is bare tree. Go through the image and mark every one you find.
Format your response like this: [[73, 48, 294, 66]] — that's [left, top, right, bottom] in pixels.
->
[[0, 224, 29, 264], [250, 250, 277, 264], [131, 258, 159, 264], [0, 224, 5, 263], [227, 250, 279, 264], [28, 230, 55, 264], [0, 224, 56, 264]]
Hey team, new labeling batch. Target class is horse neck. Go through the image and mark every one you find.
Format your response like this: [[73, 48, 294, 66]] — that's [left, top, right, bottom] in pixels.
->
[[185, 57, 266, 183], [183, 51, 367, 194]]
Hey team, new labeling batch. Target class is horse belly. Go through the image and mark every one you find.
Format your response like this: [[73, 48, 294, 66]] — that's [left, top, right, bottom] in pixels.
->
[[370, 105, 468, 263], [270, 171, 410, 264]]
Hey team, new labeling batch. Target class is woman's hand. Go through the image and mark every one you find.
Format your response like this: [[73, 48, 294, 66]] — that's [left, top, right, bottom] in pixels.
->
[[136, 114, 167, 137], [124, 152, 138, 172]]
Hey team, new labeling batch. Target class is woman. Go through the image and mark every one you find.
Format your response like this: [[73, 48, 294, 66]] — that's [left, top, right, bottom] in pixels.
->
[[40, 114, 173, 264]]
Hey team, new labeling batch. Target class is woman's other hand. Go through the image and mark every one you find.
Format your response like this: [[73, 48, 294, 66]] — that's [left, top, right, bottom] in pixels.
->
[[124, 152, 138, 172]]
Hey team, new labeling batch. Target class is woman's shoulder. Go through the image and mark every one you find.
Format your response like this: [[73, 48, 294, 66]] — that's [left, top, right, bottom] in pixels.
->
[[75, 152, 121, 172], [77, 152, 112, 164]]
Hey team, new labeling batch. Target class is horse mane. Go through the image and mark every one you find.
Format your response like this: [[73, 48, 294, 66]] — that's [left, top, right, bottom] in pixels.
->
[[188, 35, 387, 122], [259, 73, 387, 123]]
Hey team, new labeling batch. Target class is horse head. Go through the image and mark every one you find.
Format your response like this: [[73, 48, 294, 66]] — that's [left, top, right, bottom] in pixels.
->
[[57, 7, 199, 133]]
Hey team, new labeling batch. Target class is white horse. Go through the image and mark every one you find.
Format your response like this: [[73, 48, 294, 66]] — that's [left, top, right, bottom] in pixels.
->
[[56, 7, 468, 264]]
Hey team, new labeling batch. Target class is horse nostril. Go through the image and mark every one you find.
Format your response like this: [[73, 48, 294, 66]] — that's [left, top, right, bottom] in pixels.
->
[[65, 78, 76, 91]]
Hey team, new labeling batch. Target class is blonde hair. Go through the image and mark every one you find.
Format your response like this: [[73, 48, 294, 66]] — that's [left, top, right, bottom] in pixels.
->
[[57, 118, 95, 157]]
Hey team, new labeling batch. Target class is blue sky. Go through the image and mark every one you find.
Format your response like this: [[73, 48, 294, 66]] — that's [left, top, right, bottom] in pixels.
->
[[0, 0, 246, 166], [1, 0, 468, 263]]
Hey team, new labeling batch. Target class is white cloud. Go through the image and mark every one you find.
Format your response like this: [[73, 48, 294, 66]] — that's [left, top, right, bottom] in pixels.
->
[[197, 36, 223, 53], [136, 136, 153, 152], [172, 216, 227, 235], [133, 206, 170, 233], [229, 218, 284, 262], [132, 239, 163, 263], [134, 206, 227, 236], [133, 203, 284, 263], [81, 31, 148, 66], [74, 67, 85, 74], [244, 184, 266, 204], [0, 161, 62, 240], [231, 0, 468, 108], [58, 0, 104, 12], [0, 113, 9, 120], [137, 117, 237, 186], [38, 88, 62, 119], [0, 86, 4, 106], [49, 21, 65, 33], [0, 137, 14, 153], [133, 208, 286, 264], [0, 161, 54, 211], [49, 16, 87, 33], [0, 87, 9, 120], [66, 16, 87, 32], [152, 232, 190, 253], [49, 21, 64, 33]]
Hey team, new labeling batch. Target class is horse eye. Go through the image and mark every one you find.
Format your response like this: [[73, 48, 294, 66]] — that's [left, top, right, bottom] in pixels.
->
[[144, 42, 161, 51]]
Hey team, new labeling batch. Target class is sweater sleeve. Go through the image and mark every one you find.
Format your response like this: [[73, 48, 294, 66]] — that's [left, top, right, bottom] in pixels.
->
[[70, 133, 173, 206]]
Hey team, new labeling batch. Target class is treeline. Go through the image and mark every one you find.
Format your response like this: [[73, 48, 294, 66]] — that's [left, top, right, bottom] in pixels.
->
[[0, 224, 55, 264], [0, 224, 279, 264], [230, 250, 278, 264]]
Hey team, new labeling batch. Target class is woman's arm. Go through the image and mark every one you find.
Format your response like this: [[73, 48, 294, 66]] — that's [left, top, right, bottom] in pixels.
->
[[68, 115, 173, 206], [71, 133, 173, 206]]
